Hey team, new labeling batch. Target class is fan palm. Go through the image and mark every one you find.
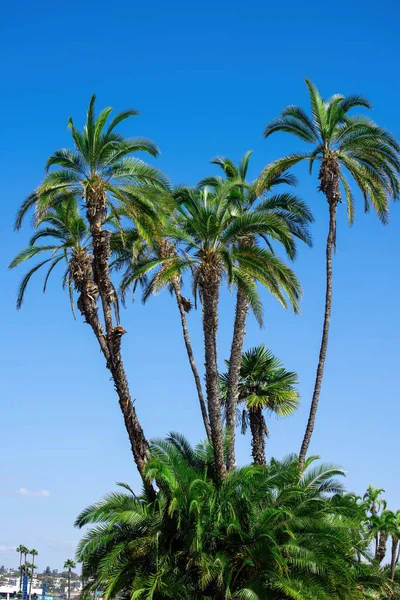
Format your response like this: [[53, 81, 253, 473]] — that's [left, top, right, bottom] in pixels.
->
[[202, 152, 313, 469], [220, 344, 299, 465], [128, 184, 302, 480], [76, 434, 387, 600], [13, 95, 170, 483], [63, 560, 76, 600], [259, 80, 400, 469]]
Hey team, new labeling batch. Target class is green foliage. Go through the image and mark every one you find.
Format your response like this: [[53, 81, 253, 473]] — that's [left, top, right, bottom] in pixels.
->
[[258, 79, 400, 223], [76, 435, 389, 600], [123, 184, 303, 324], [9, 199, 88, 311], [220, 344, 299, 432]]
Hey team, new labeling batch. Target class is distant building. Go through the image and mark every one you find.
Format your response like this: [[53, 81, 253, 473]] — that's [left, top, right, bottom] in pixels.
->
[[0, 585, 52, 600]]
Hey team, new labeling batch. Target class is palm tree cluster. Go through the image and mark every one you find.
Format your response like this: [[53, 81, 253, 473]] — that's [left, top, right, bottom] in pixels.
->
[[76, 435, 393, 600], [15, 547, 38, 597], [10, 81, 400, 598]]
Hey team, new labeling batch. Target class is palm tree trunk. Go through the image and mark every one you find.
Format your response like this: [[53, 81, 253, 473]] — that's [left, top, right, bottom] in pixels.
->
[[391, 537, 399, 580], [201, 271, 226, 481], [18, 552, 22, 591], [68, 569, 71, 600], [172, 280, 212, 442], [376, 532, 387, 564], [249, 406, 266, 465], [28, 568, 33, 599], [226, 288, 250, 470], [299, 199, 337, 470], [82, 187, 153, 491]]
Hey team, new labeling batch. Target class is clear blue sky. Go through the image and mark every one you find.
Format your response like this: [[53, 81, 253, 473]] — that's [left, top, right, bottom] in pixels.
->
[[1, 0, 399, 571]]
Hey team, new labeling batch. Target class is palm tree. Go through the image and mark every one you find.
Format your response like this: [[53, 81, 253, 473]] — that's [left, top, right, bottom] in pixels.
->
[[13, 96, 169, 483], [28, 551, 38, 598], [129, 184, 302, 480], [111, 221, 212, 442], [364, 484, 387, 516], [202, 153, 312, 469], [259, 80, 400, 469], [363, 484, 387, 556], [76, 434, 386, 600], [63, 560, 76, 600], [370, 509, 396, 565], [16, 546, 28, 592], [220, 344, 299, 465]]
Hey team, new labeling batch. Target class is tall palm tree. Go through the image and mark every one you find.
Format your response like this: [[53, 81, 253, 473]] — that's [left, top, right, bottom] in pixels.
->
[[16, 546, 27, 592], [13, 96, 169, 483], [28, 551, 38, 598], [129, 184, 302, 480], [111, 220, 212, 442], [363, 484, 387, 556], [259, 80, 400, 469], [63, 560, 76, 600], [220, 344, 299, 465], [202, 153, 312, 469], [371, 509, 397, 565]]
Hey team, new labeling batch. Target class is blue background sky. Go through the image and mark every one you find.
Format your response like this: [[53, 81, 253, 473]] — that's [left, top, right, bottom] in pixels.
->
[[1, 0, 399, 571]]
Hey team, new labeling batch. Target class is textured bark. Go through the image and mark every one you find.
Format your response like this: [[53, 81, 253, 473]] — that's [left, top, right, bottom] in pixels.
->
[[249, 406, 266, 465], [376, 531, 387, 564], [75, 183, 153, 490], [391, 537, 399, 580], [172, 280, 212, 442], [201, 266, 226, 481], [226, 289, 250, 470], [158, 238, 211, 442], [18, 552, 22, 591], [299, 157, 340, 471], [67, 569, 71, 600]]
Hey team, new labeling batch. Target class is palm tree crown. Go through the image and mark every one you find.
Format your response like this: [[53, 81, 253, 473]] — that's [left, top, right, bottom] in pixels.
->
[[15, 94, 170, 231], [259, 79, 400, 224], [220, 344, 299, 464], [10, 199, 88, 312]]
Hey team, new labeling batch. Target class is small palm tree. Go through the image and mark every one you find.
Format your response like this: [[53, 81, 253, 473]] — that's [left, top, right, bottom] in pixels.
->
[[13, 95, 169, 484], [202, 152, 312, 469], [259, 80, 400, 469], [220, 344, 299, 464], [28, 551, 38, 598], [63, 560, 76, 600], [129, 184, 302, 480], [16, 546, 28, 592], [364, 484, 387, 516]]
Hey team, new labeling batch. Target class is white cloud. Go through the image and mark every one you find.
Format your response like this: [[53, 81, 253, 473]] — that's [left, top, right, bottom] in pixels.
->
[[15, 488, 51, 497], [0, 546, 17, 552]]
